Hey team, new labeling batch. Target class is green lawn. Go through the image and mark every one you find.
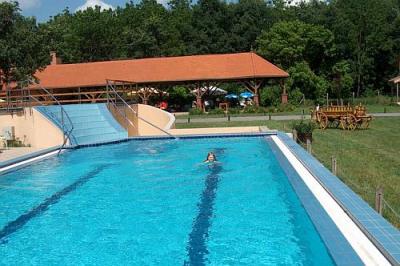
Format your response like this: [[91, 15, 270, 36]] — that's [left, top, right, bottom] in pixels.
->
[[311, 118, 400, 228], [174, 103, 400, 119], [176, 117, 400, 228], [176, 120, 291, 130]]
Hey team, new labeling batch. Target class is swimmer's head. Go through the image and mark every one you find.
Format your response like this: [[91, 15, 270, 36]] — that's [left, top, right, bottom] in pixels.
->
[[205, 152, 217, 162]]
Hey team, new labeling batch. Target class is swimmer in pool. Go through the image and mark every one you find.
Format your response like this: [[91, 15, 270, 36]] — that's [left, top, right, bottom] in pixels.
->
[[204, 152, 217, 163]]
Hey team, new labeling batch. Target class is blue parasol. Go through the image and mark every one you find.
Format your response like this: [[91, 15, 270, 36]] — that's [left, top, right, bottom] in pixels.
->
[[240, 92, 254, 98], [225, 94, 238, 99]]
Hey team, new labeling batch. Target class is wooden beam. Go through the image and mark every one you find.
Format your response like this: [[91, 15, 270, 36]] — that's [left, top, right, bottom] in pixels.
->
[[243, 79, 263, 106]]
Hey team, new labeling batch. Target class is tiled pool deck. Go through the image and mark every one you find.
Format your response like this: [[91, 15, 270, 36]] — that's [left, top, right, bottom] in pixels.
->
[[266, 137, 363, 265], [1, 131, 399, 265], [274, 132, 400, 265]]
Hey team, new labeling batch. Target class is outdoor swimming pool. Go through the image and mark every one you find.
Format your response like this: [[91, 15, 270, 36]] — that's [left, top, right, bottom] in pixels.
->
[[0, 137, 335, 265]]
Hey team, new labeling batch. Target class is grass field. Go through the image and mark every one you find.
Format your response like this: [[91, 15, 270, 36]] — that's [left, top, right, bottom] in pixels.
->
[[175, 103, 400, 119], [176, 117, 400, 228]]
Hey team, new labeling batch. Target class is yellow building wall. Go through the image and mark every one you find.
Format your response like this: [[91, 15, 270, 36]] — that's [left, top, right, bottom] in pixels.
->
[[137, 104, 175, 136], [0, 108, 64, 148]]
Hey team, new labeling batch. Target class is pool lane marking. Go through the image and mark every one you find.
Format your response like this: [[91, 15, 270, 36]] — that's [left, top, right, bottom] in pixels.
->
[[184, 163, 222, 266], [271, 136, 390, 266], [0, 164, 108, 243]]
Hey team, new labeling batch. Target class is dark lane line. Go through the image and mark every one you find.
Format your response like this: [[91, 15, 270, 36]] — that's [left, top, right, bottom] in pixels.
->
[[0, 164, 109, 243], [184, 163, 222, 266]]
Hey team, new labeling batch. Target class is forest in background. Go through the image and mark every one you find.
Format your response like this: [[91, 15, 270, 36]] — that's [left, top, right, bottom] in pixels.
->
[[1, 0, 400, 106]]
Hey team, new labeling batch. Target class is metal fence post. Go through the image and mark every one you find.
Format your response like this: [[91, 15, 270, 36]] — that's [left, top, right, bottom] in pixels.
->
[[306, 139, 312, 153], [331, 156, 337, 175], [375, 187, 384, 215]]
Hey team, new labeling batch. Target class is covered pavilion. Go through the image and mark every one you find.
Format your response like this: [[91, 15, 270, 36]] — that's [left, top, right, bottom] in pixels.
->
[[1, 52, 289, 108]]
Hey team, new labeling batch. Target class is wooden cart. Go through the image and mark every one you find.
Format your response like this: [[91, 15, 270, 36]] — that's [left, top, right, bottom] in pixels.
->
[[311, 104, 372, 130]]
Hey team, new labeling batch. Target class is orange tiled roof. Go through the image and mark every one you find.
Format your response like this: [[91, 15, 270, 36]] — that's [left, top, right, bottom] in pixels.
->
[[32, 52, 288, 89]]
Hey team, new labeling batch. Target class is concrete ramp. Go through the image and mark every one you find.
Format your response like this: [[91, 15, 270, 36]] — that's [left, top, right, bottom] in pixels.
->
[[35, 104, 128, 146]]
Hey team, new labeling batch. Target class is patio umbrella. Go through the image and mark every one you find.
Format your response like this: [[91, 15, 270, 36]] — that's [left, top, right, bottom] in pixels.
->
[[240, 91, 254, 98], [127, 87, 168, 96], [191, 86, 227, 96], [225, 94, 238, 99]]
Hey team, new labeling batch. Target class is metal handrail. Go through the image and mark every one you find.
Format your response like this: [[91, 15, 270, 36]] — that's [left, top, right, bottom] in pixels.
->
[[24, 80, 74, 154], [108, 96, 136, 129], [106, 80, 176, 139]]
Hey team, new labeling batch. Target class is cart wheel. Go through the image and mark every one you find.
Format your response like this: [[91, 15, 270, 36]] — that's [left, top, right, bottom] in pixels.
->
[[339, 117, 347, 130], [347, 114, 357, 131], [362, 117, 371, 129], [319, 113, 328, 129], [332, 119, 340, 128]]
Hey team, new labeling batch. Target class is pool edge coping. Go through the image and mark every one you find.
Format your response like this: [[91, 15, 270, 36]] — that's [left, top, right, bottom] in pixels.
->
[[274, 132, 400, 266], [0, 146, 62, 175]]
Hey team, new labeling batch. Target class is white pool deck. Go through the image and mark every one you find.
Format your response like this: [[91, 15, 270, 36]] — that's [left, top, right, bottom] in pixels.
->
[[0, 149, 60, 174], [0, 147, 43, 163]]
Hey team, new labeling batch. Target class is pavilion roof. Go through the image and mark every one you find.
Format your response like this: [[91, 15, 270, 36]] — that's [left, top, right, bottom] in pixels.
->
[[31, 52, 288, 89]]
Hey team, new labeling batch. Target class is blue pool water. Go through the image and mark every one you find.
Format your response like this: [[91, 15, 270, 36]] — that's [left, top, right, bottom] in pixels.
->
[[0, 137, 334, 265]]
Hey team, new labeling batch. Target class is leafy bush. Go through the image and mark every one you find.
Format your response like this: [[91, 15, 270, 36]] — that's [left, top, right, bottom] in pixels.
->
[[277, 103, 296, 112], [189, 108, 204, 115], [228, 107, 241, 114], [354, 96, 393, 105], [243, 105, 266, 114], [288, 88, 304, 106], [291, 120, 317, 134], [260, 85, 281, 106], [207, 108, 225, 115], [287, 62, 329, 102]]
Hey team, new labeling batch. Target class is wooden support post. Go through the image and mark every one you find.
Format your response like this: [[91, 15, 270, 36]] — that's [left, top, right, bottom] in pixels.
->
[[280, 80, 288, 104], [292, 129, 297, 142], [306, 139, 312, 153], [375, 187, 384, 215], [243, 80, 263, 106], [331, 156, 337, 175], [194, 83, 205, 110]]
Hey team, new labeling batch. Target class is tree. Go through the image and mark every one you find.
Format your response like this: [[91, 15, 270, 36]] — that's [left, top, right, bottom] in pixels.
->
[[69, 7, 120, 62], [256, 20, 335, 73], [287, 62, 329, 102], [189, 0, 233, 54], [228, 0, 272, 52], [331, 60, 354, 98], [0, 2, 50, 88], [329, 0, 399, 96], [119, 0, 170, 58]]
